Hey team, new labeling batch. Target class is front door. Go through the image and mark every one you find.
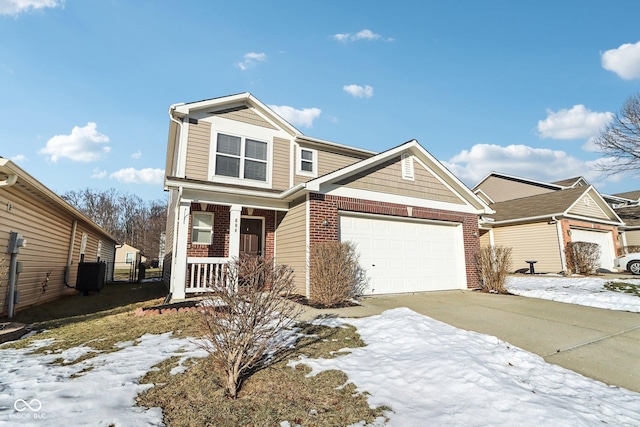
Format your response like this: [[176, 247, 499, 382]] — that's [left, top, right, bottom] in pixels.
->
[[239, 218, 263, 256]]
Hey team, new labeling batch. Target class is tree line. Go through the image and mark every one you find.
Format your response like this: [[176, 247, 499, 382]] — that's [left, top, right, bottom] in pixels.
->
[[61, 188, 167, 262]]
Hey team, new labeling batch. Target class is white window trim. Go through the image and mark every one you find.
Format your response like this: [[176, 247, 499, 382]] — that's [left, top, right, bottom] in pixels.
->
[[79, 232, 88, 262], [296, 145, 317, 178], [125, 252, 135, 264], [192, 212, 214, 245], [207, 118, 274, 188]]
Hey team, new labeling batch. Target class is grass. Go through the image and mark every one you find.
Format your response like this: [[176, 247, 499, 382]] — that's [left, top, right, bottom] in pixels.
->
[[604, 281, 640, 297], [1, 281, 388, 426]]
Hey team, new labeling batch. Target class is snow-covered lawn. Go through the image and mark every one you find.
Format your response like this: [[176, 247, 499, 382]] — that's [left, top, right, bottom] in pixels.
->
[[2, 275, 639, 426], [507, 275, 640, 312]]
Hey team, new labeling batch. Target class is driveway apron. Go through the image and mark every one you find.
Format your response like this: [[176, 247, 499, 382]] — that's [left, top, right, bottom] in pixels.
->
[[299, 290, 640, 393]]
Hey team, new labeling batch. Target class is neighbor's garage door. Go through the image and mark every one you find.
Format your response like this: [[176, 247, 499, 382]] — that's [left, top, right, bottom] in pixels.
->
[[339, 214, 467, 295], [570, 228, 616, 271]]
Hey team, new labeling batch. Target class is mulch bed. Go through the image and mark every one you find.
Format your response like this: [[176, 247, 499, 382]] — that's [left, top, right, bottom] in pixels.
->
[[287, 294, 361, 309]]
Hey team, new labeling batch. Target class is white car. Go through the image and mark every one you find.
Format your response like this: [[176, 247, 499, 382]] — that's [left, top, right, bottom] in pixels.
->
[[614, 253, 640, 275]]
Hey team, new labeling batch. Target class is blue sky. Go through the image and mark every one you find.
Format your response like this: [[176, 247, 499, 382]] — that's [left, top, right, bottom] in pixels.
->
[[2, 0, 640, 201]]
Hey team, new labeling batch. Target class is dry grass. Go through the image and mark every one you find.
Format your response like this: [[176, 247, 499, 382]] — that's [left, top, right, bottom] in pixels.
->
[[1, 279, 388, 426], [138, 323, 388, 427]]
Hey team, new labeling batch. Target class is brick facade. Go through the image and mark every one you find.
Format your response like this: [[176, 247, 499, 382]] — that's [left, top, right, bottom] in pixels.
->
[[308, 193, 481, 288], [186, 204, 276, 259]]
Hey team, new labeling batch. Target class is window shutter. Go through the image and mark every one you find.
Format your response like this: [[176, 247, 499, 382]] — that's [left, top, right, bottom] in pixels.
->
[[401, 153, 414, 180]]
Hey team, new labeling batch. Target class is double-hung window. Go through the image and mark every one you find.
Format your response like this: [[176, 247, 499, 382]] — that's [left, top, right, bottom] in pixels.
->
[[297, 147, 317, 177], [215, 133, 268, 182], [192, 212, 213, 244]]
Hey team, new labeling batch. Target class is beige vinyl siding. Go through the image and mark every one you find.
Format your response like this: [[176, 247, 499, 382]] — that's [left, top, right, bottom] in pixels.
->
[[214, 107, 277, 130], [294, 147, 363, 185], [0, 185, 115, 313], [275, 197, 307, 294], [568, 194, 610, 220], [625, 230, 640, 247], [479, 231, 491, 247], [492, 222, 562, 273], [477, 176, 555, 203], [185, 120, 211, 181], [272, 137, 291, 190], [337, 157, 464, 204]]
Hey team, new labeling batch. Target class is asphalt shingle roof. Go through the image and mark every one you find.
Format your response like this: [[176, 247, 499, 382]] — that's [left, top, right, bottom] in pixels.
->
[[487, 187, 590, 222]]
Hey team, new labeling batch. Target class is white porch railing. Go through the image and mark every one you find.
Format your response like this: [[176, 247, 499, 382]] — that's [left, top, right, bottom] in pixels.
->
[[186, 257, 231, 294]]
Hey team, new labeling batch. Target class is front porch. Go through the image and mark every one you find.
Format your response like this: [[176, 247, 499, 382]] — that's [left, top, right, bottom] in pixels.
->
[[170, 201, 277, 299]]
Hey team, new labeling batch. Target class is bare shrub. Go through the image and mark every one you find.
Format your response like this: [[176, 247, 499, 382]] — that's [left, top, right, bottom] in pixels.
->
[[309, 242, 368, 307], [619, 245, 640, 256], [476, 245, 512, 294], [566, 242, 600, 275], [198, 255, 301, 399]]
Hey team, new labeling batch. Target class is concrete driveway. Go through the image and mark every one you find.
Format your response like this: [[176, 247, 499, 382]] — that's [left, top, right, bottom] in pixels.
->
[[299, 290, 640, 393]]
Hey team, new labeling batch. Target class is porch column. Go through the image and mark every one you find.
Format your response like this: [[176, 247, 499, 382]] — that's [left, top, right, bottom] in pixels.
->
[[171, 200, 191, 300], [229, 204, 242, 258]]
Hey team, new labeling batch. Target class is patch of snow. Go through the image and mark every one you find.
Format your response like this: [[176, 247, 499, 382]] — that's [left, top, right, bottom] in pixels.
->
[[289, 308, 640, 426], [507, 276, 640, 312]]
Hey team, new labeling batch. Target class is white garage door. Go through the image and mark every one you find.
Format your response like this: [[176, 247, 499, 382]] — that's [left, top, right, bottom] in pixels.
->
[[339, 214, 467, 295], [570, 228, 616, 271]]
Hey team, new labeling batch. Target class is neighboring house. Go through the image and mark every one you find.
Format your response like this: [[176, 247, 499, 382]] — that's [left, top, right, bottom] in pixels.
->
[[474, 172, 624, 273], [615, 205, 640, 248], [163, 93, 492, 299], [0, 158, 117, 314], [114, 243, 146, 266]]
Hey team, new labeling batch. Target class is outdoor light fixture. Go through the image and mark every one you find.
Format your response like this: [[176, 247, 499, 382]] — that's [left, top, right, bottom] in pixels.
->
[[322, 219, 330, 227]]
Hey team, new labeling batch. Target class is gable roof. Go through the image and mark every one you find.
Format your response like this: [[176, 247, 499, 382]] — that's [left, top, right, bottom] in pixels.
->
[[486, 186, 622, 225], [613, 190, 640, 201], [615, 205, 640, 228], [551, 176, 589, 188], [303, 139, 493, 214], [473, 171, 565, 192]]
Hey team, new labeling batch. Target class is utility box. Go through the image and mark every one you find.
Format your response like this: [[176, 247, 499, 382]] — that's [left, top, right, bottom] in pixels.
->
[[76, 262, 106, 293]]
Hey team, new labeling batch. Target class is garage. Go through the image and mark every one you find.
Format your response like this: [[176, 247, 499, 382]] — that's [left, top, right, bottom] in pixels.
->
[[339, 213, 467, 294], [570, 228, 616, 271]]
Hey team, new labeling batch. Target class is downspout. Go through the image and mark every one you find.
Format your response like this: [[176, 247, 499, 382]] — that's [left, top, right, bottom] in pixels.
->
[[0, 174, 17, 187], [553, 216, 568, 273], [64, 220, 78, 288]]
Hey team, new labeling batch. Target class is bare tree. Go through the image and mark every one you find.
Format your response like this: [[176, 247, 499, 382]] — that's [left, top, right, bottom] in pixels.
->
[[198, 255, 300, 399], [60, 188, 167, 259], [595, 92, 640, 176], [476, 245, 512, 293]]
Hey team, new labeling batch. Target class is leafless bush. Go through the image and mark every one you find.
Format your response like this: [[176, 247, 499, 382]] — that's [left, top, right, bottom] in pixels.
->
[[198, 255, 301, 399], [619, 245, 640, 256], [309, 242, 368, 307], [566, 242, 600, 275], [476, 245, 512, 294]]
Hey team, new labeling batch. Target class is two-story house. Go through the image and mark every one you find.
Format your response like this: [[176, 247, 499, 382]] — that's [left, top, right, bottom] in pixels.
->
[[474, 172, 624, 273], [163, 93, 492, 300]]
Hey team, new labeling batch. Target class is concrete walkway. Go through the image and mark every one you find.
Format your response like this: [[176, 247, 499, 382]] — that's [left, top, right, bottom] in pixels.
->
[[299, 290, 640, 393]]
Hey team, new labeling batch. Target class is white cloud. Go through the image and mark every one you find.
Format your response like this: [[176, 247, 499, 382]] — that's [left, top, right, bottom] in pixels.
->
[[39, 122, 110, 163], [10, 154, 27, 162], [131, 150, 142, 159], [444, 143, 605, 187], [0, 0, 62, 15], [331, 29, 393, 43], [601, 41, 640, 80], [537, 105, 612, 144], [343, 84, 374, 98], [237, 52, 267, 71], [109, 168, 164, 184], [268, 104, 321, 128], [91, 167, 107, 179]]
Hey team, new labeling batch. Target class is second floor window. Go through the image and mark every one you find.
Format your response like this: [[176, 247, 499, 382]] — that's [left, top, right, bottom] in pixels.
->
[[215, 133, 267, 182]]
